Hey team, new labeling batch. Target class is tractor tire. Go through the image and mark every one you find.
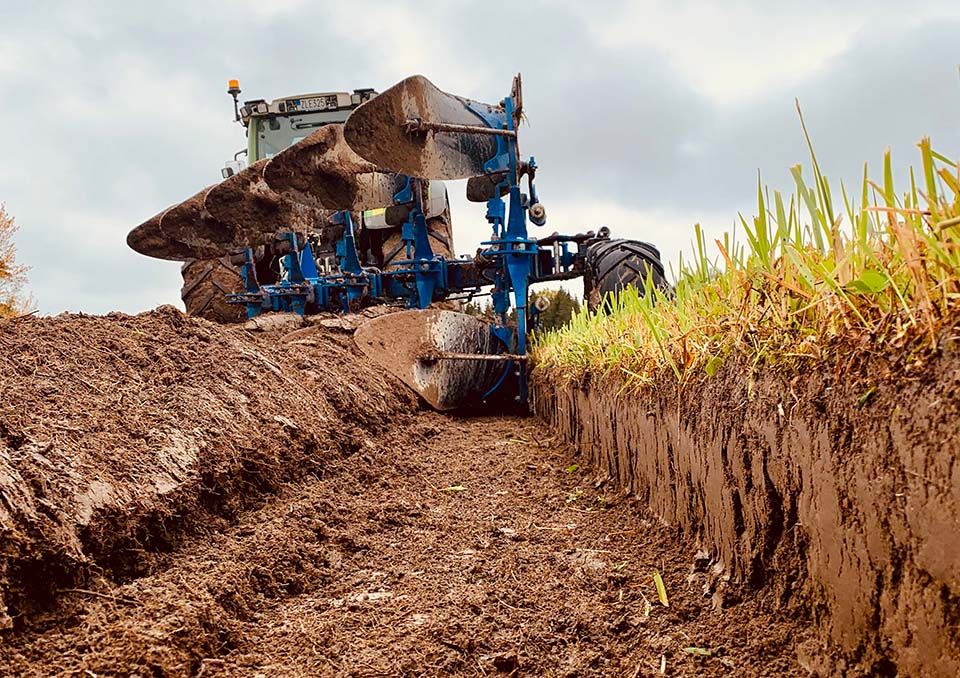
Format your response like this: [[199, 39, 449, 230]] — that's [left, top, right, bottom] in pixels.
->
[[583, 239, 667, 312], [180, 257, 247, 324], [380, 208, 455, 270]]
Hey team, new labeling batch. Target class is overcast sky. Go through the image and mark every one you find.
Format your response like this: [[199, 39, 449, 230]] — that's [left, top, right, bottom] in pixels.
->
[[1, 1, 959, 315]]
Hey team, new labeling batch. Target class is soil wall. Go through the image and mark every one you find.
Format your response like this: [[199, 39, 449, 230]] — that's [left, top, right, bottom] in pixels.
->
[[0, 306, 414, 630], [533, 347, 960, 676]]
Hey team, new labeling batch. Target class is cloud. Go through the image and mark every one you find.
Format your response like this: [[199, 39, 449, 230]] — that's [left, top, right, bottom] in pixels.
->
[[568, 2, 862, 105]]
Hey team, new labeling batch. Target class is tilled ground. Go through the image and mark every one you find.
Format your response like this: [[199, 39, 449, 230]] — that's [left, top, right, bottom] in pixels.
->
[[2, 414, 808, 677]]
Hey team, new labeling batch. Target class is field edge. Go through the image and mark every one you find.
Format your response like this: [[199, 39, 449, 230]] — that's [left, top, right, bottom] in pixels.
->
[[532, 343, 960, 677]]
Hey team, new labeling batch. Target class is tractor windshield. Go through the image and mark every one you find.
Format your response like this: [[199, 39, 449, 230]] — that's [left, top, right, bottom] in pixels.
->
[[252, 110, 350, 160]]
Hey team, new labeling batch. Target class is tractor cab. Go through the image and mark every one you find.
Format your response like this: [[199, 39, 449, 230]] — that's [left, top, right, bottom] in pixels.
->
[[216, 81, 453, 280], [224, 84, 377, 174]]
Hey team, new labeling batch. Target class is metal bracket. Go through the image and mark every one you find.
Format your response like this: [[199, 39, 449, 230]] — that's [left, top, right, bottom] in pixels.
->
[[404, 118, 517, 138]]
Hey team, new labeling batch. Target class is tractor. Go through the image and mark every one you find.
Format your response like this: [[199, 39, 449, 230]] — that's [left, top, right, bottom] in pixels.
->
[[176, 82, 453, 323], [127, 75, 667, 410]]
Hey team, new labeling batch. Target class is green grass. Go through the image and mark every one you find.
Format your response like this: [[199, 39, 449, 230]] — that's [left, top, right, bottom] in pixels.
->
[[535, 117, 960, 386]]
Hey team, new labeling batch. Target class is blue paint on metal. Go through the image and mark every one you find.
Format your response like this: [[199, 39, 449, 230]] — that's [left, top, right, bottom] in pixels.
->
[[227, 81, 604, 406]]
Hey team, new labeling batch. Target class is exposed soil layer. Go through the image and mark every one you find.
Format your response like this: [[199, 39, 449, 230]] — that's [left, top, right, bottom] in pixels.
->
[[0, 306, 413, 629], [533, 340, 960, 677], [1, 414, 808, 676]]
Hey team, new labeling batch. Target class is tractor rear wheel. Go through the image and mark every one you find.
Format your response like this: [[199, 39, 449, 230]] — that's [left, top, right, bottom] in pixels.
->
[[380, 208, 455, 270], [583, 239, 667, 311], [180, 257, 247, 323]]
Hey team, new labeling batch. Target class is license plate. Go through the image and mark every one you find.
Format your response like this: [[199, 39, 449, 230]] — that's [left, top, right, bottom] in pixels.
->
[[288, 95, 338, 112]]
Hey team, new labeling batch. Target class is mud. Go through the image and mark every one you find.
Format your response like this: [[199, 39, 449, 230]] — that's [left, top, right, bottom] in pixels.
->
[[1, 413, 807, 676], [354, 309, 501, 411], [0, 306, 412, 629], [130, 162, 332, 262], [159, 186, 249, 260], [126, 208, 200, 262], [262, 124, 397, 212], [342, 75, 500, 181], [203, 160, 325, 247], [129, 186, 238, 262], [533, 338, 960, 676], [0, 308, 811, 676]]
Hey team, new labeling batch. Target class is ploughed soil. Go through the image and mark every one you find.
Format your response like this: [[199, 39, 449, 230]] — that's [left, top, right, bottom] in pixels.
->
[[0, 308, 808, 676]]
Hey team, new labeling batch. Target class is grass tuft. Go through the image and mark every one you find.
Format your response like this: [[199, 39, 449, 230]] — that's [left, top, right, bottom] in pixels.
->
[[535, 133, 960, 385]]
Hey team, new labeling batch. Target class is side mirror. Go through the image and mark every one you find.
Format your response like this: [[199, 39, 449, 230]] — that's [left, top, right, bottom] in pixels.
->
[[221, 159, 245, 179]]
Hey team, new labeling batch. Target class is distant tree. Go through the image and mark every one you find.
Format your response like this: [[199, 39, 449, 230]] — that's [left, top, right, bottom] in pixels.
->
[[0, 204, 31, 317], [462, 299, 484, 317], [530, 288, 581, 332], [462, 297, 500, 322], [472, 290, 580, 331]]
